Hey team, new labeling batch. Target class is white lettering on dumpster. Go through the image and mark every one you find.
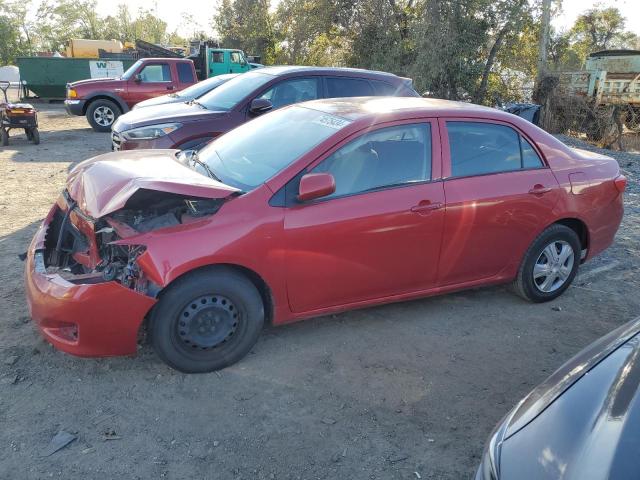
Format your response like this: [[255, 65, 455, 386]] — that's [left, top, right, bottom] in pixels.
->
[[89, 61, 125, 79]]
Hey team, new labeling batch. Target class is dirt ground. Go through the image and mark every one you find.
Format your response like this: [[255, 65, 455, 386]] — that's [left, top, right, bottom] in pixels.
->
[[1, 102, 639, 480]]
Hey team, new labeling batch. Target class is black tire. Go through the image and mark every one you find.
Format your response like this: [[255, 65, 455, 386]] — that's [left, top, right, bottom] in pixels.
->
[[1, 128, 8, 146], [30, 128, 39, 145], [86, 99, 120, 132], [512, 224, 581, 303], [149, 267, 265, 373]]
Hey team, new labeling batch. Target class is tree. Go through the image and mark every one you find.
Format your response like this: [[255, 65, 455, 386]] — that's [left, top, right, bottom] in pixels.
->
[[569, 6, 637, 60], [214, 0, 276, 63], [34, 0, 103, 52], [0, 0, 32, 64], [272, 0, 357, 65]]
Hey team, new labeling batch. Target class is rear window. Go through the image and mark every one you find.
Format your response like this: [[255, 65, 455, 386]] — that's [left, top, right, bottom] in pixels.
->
[[177, 63, 195, 83], [370, 80, 402, 96], [447, 122, 544, 177], [326, 77, 374, 98]]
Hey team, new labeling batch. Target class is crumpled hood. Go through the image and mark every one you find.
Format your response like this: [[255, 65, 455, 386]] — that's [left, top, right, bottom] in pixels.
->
[[113, 102, 227, 132], [66, 150, 239, 218]]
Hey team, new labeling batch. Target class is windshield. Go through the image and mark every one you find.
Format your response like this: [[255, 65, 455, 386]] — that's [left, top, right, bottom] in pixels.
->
[[197, 71, 272, 111], [197, 106, 352, 191], [177, 75, 232, 99], [121, 60, 143, 80]]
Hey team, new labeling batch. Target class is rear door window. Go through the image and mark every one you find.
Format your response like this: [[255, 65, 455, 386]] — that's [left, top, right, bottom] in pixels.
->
[[177, 63, 195, 83], [370, 80, 401, 96], [521, 137, 544, 168], [326, 77, 375, 98], [447, 122, 543, 177], [212, 51, 225, 63]]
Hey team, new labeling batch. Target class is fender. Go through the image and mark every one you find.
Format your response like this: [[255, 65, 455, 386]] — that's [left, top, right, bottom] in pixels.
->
[[84, 91, 130, 114]]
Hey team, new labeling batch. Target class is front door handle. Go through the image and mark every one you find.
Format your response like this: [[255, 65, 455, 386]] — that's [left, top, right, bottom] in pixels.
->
[[528, 185, 552, 195], [166, 85, 174, 90], [411, 201, 443, 214]]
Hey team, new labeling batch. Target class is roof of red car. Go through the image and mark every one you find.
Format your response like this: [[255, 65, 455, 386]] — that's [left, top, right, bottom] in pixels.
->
[[300, 96, 507, 122]]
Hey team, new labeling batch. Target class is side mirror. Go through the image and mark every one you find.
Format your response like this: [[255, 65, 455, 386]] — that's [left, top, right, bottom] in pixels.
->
[[297, 173, 336, 202], [134, 74, 142, 83], [249, 98, 272, 114]]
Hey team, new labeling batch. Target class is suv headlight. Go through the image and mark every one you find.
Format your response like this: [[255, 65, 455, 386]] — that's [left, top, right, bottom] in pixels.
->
[[122, 123, 182, 141]]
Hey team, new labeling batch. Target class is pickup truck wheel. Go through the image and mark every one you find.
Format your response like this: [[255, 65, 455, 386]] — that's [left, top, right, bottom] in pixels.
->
[[87, 99, 120, 132], [149, 267, 265, 373]]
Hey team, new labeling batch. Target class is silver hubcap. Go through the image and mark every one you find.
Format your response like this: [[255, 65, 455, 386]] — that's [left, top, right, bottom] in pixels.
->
[[533, 240, 574, 293], [94, 106, 115, 126]]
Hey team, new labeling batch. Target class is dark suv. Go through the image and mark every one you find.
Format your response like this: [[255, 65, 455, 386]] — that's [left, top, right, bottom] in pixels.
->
[[111, 66, 419, 151]]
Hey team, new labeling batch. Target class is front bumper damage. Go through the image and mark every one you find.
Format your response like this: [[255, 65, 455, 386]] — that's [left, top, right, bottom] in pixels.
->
[[24, 195, 157, 357]]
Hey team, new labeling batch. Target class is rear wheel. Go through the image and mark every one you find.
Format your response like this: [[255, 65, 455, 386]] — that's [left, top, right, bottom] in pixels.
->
[[512, 224, 581, 302], [29, 128, 39, 145], [149, 267, 265, 373], [86, 99, 120, 132]]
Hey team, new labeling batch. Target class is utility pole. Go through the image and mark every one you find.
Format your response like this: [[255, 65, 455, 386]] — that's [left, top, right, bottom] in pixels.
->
[[537, 0, 551, 82]]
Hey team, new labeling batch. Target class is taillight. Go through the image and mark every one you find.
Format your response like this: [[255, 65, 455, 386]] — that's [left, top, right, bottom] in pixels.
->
[[614, 175, 627, 193]]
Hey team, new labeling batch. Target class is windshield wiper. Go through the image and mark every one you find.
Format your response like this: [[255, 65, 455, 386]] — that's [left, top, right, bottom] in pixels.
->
[[191, 100, 207, 109], [189, 151, 222, 182]]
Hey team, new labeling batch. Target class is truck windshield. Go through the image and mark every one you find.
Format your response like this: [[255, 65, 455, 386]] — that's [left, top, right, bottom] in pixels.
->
[[121, 60, 143, 80], [197, 105, 352, 191], [197, 71, 272, 111]]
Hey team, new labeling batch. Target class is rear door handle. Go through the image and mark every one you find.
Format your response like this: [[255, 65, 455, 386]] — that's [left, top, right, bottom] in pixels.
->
[[411, 201, 443, 214], [166, 85, 174, 90], [528, 185, 552, 195]]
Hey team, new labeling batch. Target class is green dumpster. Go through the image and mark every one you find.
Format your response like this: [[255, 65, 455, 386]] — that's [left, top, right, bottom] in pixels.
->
[[16, 57, 136, 99]]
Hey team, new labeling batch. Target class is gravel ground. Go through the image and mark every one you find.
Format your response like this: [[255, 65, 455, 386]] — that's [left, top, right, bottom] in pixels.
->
[[0, 105, 639, 480]]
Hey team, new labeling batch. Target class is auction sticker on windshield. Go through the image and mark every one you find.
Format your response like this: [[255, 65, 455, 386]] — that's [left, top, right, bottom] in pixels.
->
[[312, 115, 351, 130]]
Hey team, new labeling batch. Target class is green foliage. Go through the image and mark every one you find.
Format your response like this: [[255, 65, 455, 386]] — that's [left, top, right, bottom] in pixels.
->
[[0, 0, 31, 64], [2, 0, 638, 106], [214, 0, 275, 63], [569, 6, 637, 59]]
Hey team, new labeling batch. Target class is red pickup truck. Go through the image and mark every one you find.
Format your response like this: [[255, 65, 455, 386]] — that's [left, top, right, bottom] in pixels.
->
[[64, 58, 197, 131]]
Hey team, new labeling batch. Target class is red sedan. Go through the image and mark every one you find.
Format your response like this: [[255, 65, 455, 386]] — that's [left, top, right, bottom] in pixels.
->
[[25, 97, 626, 372]]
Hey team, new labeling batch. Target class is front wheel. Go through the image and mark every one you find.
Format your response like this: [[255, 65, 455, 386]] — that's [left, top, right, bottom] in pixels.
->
[[512, 224, 581, 302], [1, 128, 8, 146], [86, 99, 120, 132], [149, 267, 265, 373]]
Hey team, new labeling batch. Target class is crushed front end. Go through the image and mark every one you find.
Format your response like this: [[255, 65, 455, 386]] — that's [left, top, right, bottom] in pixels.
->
[[24, 188, 225, 357]]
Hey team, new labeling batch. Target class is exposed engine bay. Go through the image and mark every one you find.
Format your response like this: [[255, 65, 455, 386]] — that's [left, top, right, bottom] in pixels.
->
[[42, 188, 226, 295]]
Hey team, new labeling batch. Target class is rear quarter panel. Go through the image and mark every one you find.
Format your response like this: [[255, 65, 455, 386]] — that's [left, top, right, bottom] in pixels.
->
[[530, 128, 623, 260]]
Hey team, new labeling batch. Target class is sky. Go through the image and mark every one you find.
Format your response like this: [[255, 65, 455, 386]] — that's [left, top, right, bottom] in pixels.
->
[[84, 0, 640, 39]]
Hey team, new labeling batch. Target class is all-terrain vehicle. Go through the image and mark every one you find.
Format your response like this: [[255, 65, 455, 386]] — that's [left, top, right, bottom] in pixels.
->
[[1, 81, 39, 146]]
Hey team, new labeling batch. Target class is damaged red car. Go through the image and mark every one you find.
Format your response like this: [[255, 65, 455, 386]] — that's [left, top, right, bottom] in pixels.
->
[[25, 97, 626, 373]]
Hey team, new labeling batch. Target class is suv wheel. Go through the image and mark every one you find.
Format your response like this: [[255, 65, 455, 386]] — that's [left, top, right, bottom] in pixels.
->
[[86, 99, 121, 132]]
